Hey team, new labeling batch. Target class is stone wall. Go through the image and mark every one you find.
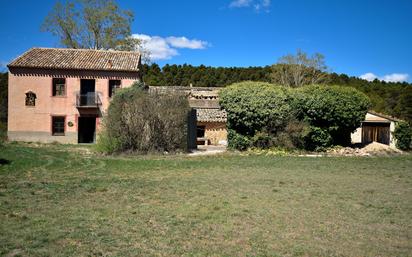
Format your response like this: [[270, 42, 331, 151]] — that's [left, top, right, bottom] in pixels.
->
[[199, 121, 227, 145]]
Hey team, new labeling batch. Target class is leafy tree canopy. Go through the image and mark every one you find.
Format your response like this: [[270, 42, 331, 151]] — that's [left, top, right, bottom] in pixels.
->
[[42, 0, 139, 50], [142, 63, 412, 123]]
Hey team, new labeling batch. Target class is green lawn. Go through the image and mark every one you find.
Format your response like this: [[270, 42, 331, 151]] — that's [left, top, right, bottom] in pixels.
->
[[0, 143, 411, 257]]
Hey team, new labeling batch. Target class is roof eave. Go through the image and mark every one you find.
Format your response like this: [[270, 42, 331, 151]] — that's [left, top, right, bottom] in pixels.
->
[[7, 65, 140, 73]]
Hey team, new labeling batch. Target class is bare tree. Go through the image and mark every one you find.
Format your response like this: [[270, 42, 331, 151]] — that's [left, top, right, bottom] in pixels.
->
[[271, 50, 330, 87]]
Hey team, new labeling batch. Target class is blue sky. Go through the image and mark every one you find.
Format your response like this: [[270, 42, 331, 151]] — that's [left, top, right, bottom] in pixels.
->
[[1, 0, 411, 82]]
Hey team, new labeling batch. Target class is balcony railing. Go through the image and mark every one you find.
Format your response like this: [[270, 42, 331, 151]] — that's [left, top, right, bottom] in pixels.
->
[[76, 92, 102, 108]]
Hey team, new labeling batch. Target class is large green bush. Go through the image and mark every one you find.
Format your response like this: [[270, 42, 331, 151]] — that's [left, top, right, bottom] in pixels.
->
[[221, 82, 370, 151], [219, 81, 294, 136], [219, 81, 295, 149], [296, 85, 371, 146], [393, 122, 412, 150], [96, 84, 190, 154]]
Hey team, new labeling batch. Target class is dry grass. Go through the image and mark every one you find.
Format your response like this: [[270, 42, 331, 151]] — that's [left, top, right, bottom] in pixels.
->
[[0, 143, 411, 256]]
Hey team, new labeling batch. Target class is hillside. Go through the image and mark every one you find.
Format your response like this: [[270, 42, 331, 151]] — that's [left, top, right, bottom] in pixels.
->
[[1, 66, 411, 126], [142, 64, 412, 123]]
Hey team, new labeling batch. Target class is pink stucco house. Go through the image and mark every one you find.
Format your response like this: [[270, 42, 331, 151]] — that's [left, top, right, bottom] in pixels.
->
[[7, 47, 142, 143]]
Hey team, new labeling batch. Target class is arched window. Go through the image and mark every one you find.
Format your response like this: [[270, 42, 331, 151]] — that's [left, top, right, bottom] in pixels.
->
[[25, 91, 36, 106]]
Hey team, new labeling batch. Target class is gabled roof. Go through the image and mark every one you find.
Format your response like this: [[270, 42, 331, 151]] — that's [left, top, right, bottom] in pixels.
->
[[8, 47, 141, 72], [367, 111, 402, 122]]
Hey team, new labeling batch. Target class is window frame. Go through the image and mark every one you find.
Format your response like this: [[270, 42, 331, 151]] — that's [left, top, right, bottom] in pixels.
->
[[108, 79, 122, 98], [51, 116, 66, 136], [25, 91, 36, 107], [52, 78, 66, 97]]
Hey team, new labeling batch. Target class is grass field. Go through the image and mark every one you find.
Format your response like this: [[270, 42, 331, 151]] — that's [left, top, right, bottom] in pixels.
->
[[0, 143, 411, 257]]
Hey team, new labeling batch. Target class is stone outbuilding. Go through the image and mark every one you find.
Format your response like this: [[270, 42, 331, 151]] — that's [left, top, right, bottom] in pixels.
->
[[351, 111, 400, 148], [149, 86, 228, 146], [196, 108, 227, 146]]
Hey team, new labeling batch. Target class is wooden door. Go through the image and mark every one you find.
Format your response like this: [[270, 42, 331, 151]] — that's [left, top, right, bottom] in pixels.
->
[[362, 123, 390, 145]]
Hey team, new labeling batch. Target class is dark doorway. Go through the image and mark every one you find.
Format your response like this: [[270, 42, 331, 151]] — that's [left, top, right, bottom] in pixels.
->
[[78, 117, 96, 143], [80, 79, 95, 94], [197, 125, 206, 138], [362, 122, 390, 145], [80, 79, 96, 106]]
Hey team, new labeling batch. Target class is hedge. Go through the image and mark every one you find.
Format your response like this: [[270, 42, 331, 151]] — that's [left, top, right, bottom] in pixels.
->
[[220, 82, 371, 151], [393, 122, 412, 150]]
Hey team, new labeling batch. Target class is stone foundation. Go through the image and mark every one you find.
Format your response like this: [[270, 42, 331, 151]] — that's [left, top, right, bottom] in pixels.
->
[[8, 131, 78, 144]]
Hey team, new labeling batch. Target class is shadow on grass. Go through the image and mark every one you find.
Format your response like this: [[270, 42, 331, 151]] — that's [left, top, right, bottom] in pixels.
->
[[0, 158, 12, 165]]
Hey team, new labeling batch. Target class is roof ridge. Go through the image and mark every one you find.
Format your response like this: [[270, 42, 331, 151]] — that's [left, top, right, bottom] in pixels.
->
[[368, 110, 402, 122], [8, 47, 141, 72], [31, 47, 140, 54]]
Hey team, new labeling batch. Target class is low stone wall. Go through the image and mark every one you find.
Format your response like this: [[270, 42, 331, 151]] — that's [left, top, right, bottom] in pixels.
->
[[8, 131, 78, 144]]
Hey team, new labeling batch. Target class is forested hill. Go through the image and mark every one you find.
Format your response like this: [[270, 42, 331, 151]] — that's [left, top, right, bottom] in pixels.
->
[[142, 64, 412, 123], [0, 65, 411, 125]]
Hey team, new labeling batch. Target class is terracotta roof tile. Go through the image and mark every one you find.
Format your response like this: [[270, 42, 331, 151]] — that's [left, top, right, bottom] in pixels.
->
[[197, 108, 227, 122], [8, 48, 141, 72]]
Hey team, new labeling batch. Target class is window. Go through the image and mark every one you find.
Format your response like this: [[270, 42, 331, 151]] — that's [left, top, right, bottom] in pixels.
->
[[197, 125, 206, 138], [52, 116, 65, 136], [52, 78, 66, 96], [25, 91, 36, 106], [109, 80, 121, 97]]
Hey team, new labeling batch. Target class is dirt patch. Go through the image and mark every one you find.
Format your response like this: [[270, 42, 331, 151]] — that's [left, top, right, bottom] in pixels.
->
[[189, 145, 227, 156], [327, 142, 403, 156]]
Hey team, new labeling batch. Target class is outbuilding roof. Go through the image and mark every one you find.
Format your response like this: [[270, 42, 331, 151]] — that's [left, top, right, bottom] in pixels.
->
[[366, 111, 402, 122], [197, 108, 227, 123], [8, 47, 141, 72]]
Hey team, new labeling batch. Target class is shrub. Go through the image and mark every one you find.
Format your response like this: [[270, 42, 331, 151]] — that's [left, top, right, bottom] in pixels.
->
[[221, 82, 370, 151], [0, 122, 6, 147], [273, 120, 310, 149], [297, 85, 371, 146], [227, 129, 251, 150], [219, 81, 294, 137], [251, 131, 273, 149], [393, 122, 412, 150], [96, 84, 190, 154], [305, 126, 333, 151]]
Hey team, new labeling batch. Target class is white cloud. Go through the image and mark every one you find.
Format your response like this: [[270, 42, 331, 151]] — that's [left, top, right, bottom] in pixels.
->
[[360, 72, 409, 83], [229, 0, 271, 11], [166, 36, 208, 49], [229, 0, 253, 8], [132, 34, 209, 61], [381, 73, 409, 83], [360, 72, 378, 82]]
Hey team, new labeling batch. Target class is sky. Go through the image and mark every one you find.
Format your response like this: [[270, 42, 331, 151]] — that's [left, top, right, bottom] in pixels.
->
[[0, 0, 411, 82]]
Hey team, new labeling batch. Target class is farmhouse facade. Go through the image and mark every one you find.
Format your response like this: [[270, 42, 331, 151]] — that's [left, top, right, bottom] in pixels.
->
[[7, 47, 142, 144]]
